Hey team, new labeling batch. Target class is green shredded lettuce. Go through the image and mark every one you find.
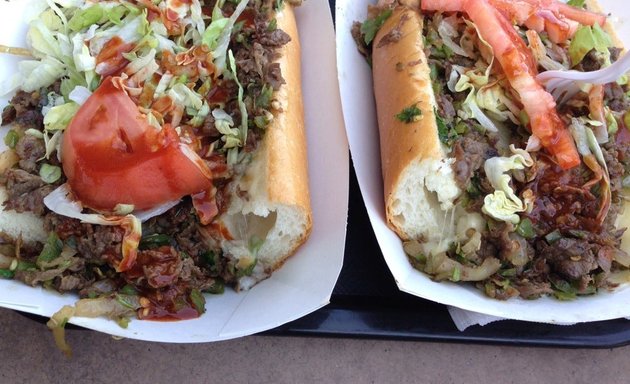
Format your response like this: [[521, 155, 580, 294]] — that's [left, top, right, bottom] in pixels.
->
[[569, 24, 613, 67], [68, 5, 104, 32], [361, 9, 392, 45], [44, 102, 79, 131], [211, 0, 250, 75], [481, 147, 534, 224], [228, 49, 248, 149]]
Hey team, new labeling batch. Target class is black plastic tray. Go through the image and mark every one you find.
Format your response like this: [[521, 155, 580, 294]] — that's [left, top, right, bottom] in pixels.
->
[[266, 161, 630, 348]]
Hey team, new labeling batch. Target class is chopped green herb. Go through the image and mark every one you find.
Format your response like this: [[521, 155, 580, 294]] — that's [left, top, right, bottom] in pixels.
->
[[624, 111, 630, 129], [0, 268, 14, 279], [36, 232, 63, 268], [201, 250, 220, 274], [116, 317, 130, 329], [361, 9, 393, 45], [454, 121, 468, 135], [139, 233, 171, 250], [545, 230, 562, 244], [204, 279, 225, 295], [466, 176, 483, 199], [4, 129, 19, 149], [451, 267, 461, 282], [248, 236, 264, 256], [435, 110, 449, 144], [189, 289, 206, 314], [550, 276, 579, 301], [516, 218, 536, 239], [236, 257, 257, 278], [16, 260, 37, 271], [254, 115, 270, 129], [119, 284, 138, 296], [39, 164, 62, 184], [256, 84, 273, 109], [267, 18, 277, 31], [429, 63, 438, 81], [433, 43, 453, 59], [499, 268, 517, 277], [567, 0, 586, 8], [567, 229, 589, 239], [116, 294, 139, 310], [396, 103, 422, 123]]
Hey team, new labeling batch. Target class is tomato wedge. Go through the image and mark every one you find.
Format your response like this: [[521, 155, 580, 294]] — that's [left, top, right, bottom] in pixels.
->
[[422, 0, 580, 169], [62, 77, 213, 211], [423, 0, 606, 44]]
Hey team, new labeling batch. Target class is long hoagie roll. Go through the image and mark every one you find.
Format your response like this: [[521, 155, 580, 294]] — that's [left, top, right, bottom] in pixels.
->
[[373, 5, 461, 244]]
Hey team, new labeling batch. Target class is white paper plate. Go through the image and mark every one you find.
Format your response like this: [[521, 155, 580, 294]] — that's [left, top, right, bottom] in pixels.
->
[[0, 0, 348, 342], [337, 0, 630, 324]]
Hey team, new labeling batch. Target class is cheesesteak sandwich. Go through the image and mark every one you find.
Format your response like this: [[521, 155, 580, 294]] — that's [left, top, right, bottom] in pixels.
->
[[0, 0, 310, 352], [354, 0, 630, 300]]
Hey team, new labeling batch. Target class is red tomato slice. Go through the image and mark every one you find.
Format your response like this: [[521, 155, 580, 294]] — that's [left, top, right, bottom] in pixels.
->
[[62, 77, 213, 211], [422, 0, 580, 169]]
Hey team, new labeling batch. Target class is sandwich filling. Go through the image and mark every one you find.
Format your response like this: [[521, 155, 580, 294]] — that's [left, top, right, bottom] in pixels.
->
[[356, 0, 630, 300]]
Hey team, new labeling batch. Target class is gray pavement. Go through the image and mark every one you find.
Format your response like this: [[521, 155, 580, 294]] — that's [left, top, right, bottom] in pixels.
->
[[1, 308, 628, 383]]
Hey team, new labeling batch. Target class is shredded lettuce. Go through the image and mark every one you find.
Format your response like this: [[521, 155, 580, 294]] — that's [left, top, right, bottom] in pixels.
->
[[437, 16, 470, 58], [71, 33, 95, 72], [18, 57, 66, 93], [68, 85, 92, 105], [228, 49, 248, 146], [476, 83, 519, 124], [167, 83, 204, 111], [211, 0, 249, 74], [449, 59, 512, 134], [202, 18, 230, 50], [68, 5, 104, 32], [213, 108, 241, 146], [43, 102, 80, 131], [27, 18, 67, 60], [89, 13, 148, 56], [124, 48, 159, 83], [569, 24, 613, 67], [482, 146, 534, 224]]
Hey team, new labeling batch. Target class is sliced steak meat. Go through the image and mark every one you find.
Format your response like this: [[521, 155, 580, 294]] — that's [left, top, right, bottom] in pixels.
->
[[44, 213, 125, 264], [537, 238, 599, 280], [265, 62, 285, 90], [3, 168, 53, 215], [144, 201, 208, 259], [124, 246, 182, 289], [437, 94, 456, 120], [76, 225, 124, 265], [604, 82, 629, 112], [451, 131, 497, 188], [15, 134, 45, 173], [5, 90, 44, 130], [55, 274, 91, 292]]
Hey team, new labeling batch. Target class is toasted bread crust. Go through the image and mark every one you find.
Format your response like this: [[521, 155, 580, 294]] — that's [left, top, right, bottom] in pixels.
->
[[372, 5, 447, 237], [265, 5, 312, 232]]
